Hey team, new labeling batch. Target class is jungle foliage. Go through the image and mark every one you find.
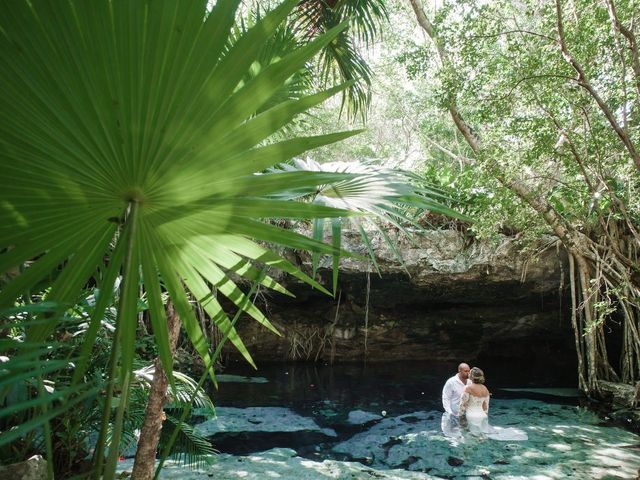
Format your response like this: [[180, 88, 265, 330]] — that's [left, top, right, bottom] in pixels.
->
[[405, 0, 640, 392]]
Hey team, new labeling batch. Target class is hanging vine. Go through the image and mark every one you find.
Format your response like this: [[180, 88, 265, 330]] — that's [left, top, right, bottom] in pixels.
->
[[363, 268, 371, 363]]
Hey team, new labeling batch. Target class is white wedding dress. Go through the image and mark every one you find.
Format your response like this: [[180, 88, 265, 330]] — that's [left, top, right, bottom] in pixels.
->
[[460, 393, 490, 434], [460, 393, 528, 441]]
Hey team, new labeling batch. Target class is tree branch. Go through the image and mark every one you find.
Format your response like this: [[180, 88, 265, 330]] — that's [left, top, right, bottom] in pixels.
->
[[555, 0, 640, 172], [604, 0, 640, 99], [407, 0, 590, 254], [467, 29, 557, 43], [407, 0, 481, 154], [423, 136, 475, 166]]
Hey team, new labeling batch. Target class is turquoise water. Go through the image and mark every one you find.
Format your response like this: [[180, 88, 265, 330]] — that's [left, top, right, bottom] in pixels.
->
[[134, 361, 640, 479], [188, 362, 640, 479]]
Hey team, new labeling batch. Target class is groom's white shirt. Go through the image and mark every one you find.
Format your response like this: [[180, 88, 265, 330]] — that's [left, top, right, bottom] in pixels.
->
[[442, 374, 470, 415]]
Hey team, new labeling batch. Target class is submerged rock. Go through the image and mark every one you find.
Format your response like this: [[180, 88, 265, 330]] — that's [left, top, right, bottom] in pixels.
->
[[332, 399, 640, 479], [118, 448, 435, 479], [195, 406, 337, 437], [195, 406, 337, 454], [347, 409, 383, 424], [116, 398, 640, 479], [216, 374, 269, 384]]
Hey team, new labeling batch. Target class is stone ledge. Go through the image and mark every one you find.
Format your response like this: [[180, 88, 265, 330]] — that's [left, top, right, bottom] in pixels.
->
[[598, 380, 640, 408]]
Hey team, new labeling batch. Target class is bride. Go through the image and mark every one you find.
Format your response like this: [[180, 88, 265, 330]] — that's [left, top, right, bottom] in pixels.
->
[[459, 367, 490, 434], [459, 367, 527, 441]]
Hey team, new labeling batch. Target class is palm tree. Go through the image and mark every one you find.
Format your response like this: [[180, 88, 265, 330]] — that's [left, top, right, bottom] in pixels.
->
[[0, 0, 360, 476], [238, 0, 389, 119], [0, 1, 454, 477]]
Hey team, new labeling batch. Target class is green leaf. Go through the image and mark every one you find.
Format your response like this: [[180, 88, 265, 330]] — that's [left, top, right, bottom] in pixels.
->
[[139, 223, 175, 389], [0, 2, 381, 475], [155, 246, 216, 382], [190, 236, 293, 297], [173, 245, 257, 368], [0, 385, 100, 448]]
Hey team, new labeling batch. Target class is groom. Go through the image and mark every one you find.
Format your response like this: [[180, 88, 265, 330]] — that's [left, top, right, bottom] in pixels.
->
[[442, 362, 471, 416]]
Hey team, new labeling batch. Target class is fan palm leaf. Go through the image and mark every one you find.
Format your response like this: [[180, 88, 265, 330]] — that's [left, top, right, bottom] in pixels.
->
[[232, 7, 315, 120], [271, 159, 468, 290], [161, 415, 216, 470], [132, 362, 216, 469], [133, 365, 214, 412], [0, 0, 365, 473]]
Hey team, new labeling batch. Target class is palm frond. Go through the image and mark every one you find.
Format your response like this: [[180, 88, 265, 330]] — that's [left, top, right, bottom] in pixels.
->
[[320, 32, 373, 119], [295, 0, 388, 45], [162, 415, 216, 470], [0, 314, 101, 452], [133, 365, 215, 412], [270, 159, 467, 289], [233, 7, 315, 118], [334, 0, 388, 45], [292, 0, 389, 119]]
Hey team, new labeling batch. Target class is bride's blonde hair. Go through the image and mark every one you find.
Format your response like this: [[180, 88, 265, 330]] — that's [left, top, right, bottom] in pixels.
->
[[470, 367, 485, 384]]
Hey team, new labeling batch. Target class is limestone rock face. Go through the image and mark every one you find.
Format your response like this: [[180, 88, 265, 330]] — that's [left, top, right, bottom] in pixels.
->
[[225, 229, 575, 369]]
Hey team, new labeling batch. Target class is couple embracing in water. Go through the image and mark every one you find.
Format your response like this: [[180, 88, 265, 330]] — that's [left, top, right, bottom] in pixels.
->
[[441, 363, 527, 441], [442, 363, 489, 431]]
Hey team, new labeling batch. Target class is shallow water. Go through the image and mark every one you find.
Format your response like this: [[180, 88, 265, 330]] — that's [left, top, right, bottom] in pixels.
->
[[180, 361, 640, 479]]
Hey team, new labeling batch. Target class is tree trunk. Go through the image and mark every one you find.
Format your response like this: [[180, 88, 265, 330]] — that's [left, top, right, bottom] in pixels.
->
[[574, 254, 599, 392], [131, 301, 181, 480], [568, 254, 587, 391]]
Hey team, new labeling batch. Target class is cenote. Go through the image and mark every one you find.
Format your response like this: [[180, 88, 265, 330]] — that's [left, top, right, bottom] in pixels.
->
[[5, 1, 640, 479], [136, 360, 640, 479]]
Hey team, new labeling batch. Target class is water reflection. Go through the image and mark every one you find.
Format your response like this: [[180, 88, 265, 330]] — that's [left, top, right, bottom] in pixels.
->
[[440, 412, 462, 441]]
